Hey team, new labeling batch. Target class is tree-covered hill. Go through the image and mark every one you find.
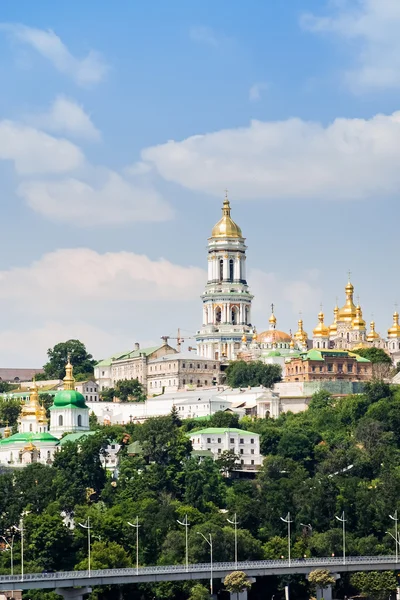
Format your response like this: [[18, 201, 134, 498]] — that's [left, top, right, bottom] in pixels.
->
[[2, 381, 400, 600]]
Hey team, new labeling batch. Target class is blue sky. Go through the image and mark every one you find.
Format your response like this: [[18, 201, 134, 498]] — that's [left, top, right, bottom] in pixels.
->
[[0, 0, 399, 366]]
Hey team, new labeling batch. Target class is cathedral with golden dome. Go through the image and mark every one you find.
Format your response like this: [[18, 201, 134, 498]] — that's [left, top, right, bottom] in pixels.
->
[[196, 197, 400, 369]]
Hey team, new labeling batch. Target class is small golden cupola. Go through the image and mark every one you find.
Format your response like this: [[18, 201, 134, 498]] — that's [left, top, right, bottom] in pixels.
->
[[294, 318, 308, 345], [329, 304, 339, 336], [338, 277, 357, 323], [313, 310, 330, 338], [211, 194, 243, 239], [63, 354, 75, 391], [388, 311, 400, 338], [20, 378, 41, 418], [366, 320, 380, 342], [269, 307, 277, 330], [3, 422, 11, 439], [352, 304, 366, 331], [241, 334, 247, 344]]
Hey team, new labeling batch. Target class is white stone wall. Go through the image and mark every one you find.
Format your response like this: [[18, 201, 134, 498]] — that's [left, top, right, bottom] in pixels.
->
[[190, 430, 263, 468]]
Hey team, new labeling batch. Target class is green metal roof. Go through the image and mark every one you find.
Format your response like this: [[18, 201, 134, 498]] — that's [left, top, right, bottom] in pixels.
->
[[0, 432, 59, 445], [96, 345, 164, 367], [188, 427, 256, 436], [59, 431, 96, 445]]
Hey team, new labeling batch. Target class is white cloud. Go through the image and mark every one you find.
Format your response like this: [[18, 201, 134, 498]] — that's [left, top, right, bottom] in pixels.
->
[[301, 0, 400, 90], [249, 82, 268, 102], [0, 23, 108, 86], [27, 96, 100, 141], [141, 111, 400, 200], [189, 26, 221, 47], [18, 169, 173, 225], [0, 120, 84, 174]]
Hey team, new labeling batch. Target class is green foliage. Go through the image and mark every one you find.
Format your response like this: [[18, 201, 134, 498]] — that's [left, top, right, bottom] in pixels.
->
[[350, 571, 397, 600], [352, 347, 392, 364], [216, 449, 239, 475], [225, 360, 282, 388], [0, 397, 22, 426], [308, 569, 335, 589], [75, 540, 131, 570], [223, 571, 252, 594], [209, 410, 240, 428], [42, 339, 96, 379], [101, 378, 146, 402], [188, 583, 210, 600], [0, 382, 17, 393]]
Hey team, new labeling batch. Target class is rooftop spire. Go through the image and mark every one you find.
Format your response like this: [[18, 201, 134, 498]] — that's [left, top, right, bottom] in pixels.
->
[[63, 353, 75, 391]]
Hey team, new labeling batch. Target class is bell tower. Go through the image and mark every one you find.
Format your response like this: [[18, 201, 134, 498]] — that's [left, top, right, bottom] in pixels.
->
[[196, 193, 253, 360]]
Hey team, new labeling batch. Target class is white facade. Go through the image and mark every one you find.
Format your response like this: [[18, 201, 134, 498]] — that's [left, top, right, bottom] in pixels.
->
[[100, 441, 122, 470], [50, 406, 90, 439], [190, 428, 263, 469], [75, 380, 99, 402], [196, 197, 253, 361], [147, 353, 220, 393]]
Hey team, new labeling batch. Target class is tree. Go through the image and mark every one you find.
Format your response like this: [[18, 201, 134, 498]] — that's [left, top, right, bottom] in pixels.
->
[[216, 449, 240, 475], [350, 571, 397, 600], [75, 540, 131, 570], [188, 583, 210, 600], [0, 397, 22, 427], [225, 361, 282, 388], [308, 569, 335, 599], [209, 411, 240, 429], [224, 571, 252, 599], [352, 347, 392, 379], [0, 382, 17, 393], [42, 340, 96, 380], [114, 379, 146, 402]]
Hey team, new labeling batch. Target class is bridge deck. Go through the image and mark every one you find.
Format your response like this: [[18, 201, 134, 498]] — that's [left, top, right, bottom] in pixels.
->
[[0, 556, 398, 591]]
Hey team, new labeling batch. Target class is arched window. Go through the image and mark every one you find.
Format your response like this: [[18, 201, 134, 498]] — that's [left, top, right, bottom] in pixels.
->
[[229, 259, 234, 281], [77, 414, 82, 427], [219, 259, 223, 281], [29, 424, 32, 432], [231, 307, 238, 324], [215, 307, 222, 323], [58, 415, 63, 427]]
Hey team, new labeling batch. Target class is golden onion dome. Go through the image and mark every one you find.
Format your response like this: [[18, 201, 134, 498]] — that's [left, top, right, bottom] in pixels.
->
[[366, 321, 380, 342], [352, 305, 366, 331], [289, 338, 295, 350], [269, 311, 277, 326], [20, 379, 41, 418], [257, 329, 292, 344], [252, 328, 258, 341], [294, 319, 308, 344], [211, 196, 243, 239], [313, 311, 330, 338], [241, 334, 247, 343], [3, 422, 11, 439], [37, 404, 48, 423], [338, 279, 357, 322], [388, 311, 400, 338]]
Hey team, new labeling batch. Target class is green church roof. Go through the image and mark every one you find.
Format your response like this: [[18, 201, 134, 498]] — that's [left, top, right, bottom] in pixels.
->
[[51, 389, 88, 409], [0, 432, 59, 446]]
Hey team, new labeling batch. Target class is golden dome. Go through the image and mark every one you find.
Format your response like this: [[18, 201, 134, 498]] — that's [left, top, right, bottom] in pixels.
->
[[366, 321, 380, 342], [329, 305, 338, 335], [252, 328, 257, 341], [3, 422, 11, 439], [294, 319, 308, 344], [211, 196, 243, 239], [313, 311, 330, 338], [37, 404, 48, 423], [338, 279, 357, 323], [352, 305, 366, 331], [257, 330, 292, 344], [63, 354, 75, 391], [269, 312, 277, 325], [20, 379, 41, 418], [241, 334, 247, 343], [289, 338, 295, 350], [388, 311, 400, 338]]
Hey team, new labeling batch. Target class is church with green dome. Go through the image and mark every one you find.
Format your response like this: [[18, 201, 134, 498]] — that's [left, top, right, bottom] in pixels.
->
[[0, 357, 89, 467]]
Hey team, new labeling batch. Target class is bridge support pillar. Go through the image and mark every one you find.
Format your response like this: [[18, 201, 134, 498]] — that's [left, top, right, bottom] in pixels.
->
[[307, 572, 340, 600], [57, 588, 92, 600]]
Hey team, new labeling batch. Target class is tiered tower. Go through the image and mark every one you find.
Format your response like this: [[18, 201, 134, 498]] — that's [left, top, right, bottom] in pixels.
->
[[196, 194, 253, 360]]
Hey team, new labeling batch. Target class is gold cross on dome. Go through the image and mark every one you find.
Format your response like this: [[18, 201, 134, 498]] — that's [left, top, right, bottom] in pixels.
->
[[224, 188, 229, 199], [347, 270, 352, 282], [271, 303, 274, 313]]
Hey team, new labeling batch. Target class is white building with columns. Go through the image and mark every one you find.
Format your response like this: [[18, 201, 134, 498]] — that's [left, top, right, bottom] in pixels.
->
[[196, 195, 253, 361]]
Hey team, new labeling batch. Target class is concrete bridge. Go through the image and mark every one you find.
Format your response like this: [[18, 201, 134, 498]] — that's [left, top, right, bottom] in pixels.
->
[[0, 556, 398, 599]]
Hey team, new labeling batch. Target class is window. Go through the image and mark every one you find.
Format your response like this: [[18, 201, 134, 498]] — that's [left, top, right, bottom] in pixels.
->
[[219, 259, 223, 281], [327, 363, 333, 372], [240, 438, 244, 444], [218, 448, 221, 454], [190, 364, 193, 369], [205, 380, 208, 385], [182, 363, 186, 368], [183, 379, 186, 385], [338, 363, 343, 373], [111, 444, 115, 449], [251, 449, 254, 455], [319, 366, 323, 372], [150, 382, 152, 388], [197, 364, 200, 368], [213, 364, 216, 369], [102, 371, 105, 376], [240, 449, 244, 454], [218, 438, 221, 443], [29, 424, 32, 432], [348, 364, 353, 373], [59, 415, 63, 427], [207, 438, 211, 443], [190, 379, 193, 384], [251, 439, 254, 444], [78, 415, 82, 427], [230, 438, 234, 444], [251, 460, 254, 465], [312, 366, 316, 372]]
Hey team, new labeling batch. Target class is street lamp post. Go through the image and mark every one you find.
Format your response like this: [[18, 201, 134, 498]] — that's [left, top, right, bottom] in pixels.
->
[[15, 510, 29, 581], [127, 517, 141, 575], [197, 532, 213, 596], [280, 512, 293, 567], [389, 512, 398, 563], [335, 511, 346, 565], [227, 513, 239, 570], [78, 517, 92, 577], [0, 534, 14, 576], [177, 514, 190, 572]]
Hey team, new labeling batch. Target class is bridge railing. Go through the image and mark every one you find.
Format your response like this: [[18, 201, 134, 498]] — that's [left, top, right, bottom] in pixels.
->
[[0, 555, 397, 584]]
